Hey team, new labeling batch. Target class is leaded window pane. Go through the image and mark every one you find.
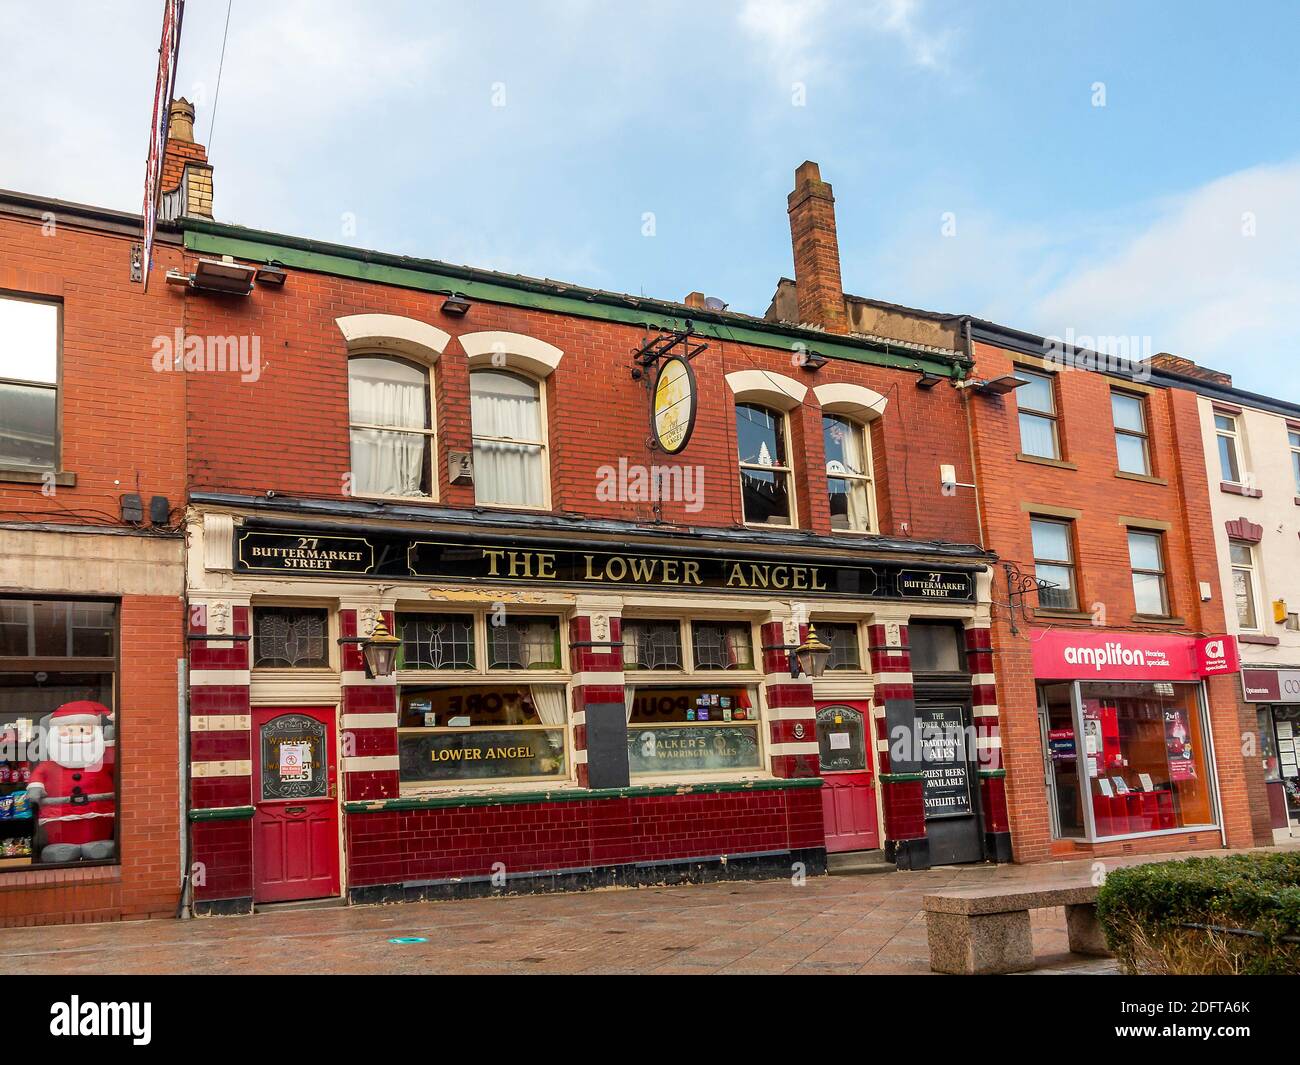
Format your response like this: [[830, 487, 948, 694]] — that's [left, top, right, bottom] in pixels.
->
[[254, 607, 329, 669], [817, 622, 861, 670], [691, 622, 754, 670], [622, 620, 683, 671], [398, 614, 475, 670], [488, 616, 561, 670]]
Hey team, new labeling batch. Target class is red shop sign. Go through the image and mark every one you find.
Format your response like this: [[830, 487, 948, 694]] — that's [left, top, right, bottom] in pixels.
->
[[1030, 629, 1237, 682]]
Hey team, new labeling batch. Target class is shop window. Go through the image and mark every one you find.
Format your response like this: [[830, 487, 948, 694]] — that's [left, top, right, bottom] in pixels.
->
[[0, 597, 117, 871], [909, 621, 966, 673], [347, 356, 435, 498], [1290, 429, 1300, 495], [1016, 368, 1060, 460], [470, 370, 548, 508], [0, 295, 59, 471], [1111, 390, 1151, 476], [1127, 529, 1169, 616], [253, 607, 329, 669], [1230, 541, 1259, 630], [397, 683, 567, 785], [690, 621, 754, 671], [626, 685, 761, 776], [736, 403, 793, 526], [1272, 708, 1300, 821], [1079, 682, 1216, 836], [1030, 517, 1078, 610], [822, 414, 875, 532], [621, 619, 683, 672], [488, 616, 562, 671], [1215, 412, 1242, 483], [815, 622, 861, 670], [397, 614, 474, 671]]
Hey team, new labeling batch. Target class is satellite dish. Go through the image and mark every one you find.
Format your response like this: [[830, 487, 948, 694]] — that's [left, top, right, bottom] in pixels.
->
[[703, 296, 728, 311]]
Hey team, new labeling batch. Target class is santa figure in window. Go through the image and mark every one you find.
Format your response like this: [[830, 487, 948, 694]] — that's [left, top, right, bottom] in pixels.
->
[[26, 701, 116, 864]]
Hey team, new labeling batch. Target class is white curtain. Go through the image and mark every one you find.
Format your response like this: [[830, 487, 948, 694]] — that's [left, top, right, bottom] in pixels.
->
[[841, 425, 871, 531], [349, 359, 427, 496], [624, 684, 636, 723], [530, 685, 566, 726], [471, 372, 544, 506]]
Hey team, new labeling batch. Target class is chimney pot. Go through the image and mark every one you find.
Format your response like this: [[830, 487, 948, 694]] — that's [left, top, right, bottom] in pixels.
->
[[684, 292, 706, 308], [168, 97, 196, 143]]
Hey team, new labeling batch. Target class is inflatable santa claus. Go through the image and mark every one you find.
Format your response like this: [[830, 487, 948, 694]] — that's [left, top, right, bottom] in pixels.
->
[[26, 701, 116, 864]]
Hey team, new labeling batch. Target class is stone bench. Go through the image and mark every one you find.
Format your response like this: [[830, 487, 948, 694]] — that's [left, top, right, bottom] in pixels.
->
[[923, 882, 1110, 974]]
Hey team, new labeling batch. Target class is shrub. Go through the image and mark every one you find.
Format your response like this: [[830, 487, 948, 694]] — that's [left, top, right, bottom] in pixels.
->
[[1096, 852, 1300, 975]]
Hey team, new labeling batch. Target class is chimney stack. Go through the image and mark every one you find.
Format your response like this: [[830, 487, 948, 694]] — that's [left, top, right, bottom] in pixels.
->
[[161, 97, 214, 220], [787, 161, 847, 334]]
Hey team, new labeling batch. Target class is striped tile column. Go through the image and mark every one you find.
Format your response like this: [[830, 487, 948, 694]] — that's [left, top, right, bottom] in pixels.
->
[[569, 614, 627, 788], [339, 607, 399, 802], [187, 600, 255, 910], [868, 620, 928, 869], [760, 620, 818, 778], [966, 622, 1011, 861]]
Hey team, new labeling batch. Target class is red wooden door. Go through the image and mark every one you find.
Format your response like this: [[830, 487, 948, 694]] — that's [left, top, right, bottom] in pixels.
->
[[816, 702, 879, 853], [252, 707, 340, 904]]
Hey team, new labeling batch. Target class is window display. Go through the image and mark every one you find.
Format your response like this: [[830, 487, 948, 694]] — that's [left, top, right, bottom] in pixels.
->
[[1270, 707, 1300, 822], [625, 685, 761, 775], [1078, 681, 1214, 836], [397, 684, 567, 785]]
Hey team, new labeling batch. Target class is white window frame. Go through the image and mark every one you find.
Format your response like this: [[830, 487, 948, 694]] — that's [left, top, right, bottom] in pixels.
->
[[346, 354, 438, 501], [735, 402, 797, 529], [0, 292, 62, 473], [1017, 367, 1061, 460], [1215, 411, 1244, 485], [821, 412, 877, 534], [1111, 389, 1151, 476], [1126, 528, 1169, 617], [1229, 540, 1261, 632], [1289, 427, 1300, 496], [468, 368, 552, 511]]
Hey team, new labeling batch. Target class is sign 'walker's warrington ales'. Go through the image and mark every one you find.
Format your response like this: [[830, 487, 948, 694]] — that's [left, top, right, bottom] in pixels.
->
[[234, 530, 978, 602]]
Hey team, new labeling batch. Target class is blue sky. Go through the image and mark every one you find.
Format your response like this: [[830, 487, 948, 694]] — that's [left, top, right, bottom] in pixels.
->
[[2, 1, 1298, 394]]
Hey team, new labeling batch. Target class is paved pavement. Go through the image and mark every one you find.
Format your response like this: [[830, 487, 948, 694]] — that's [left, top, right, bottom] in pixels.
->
[[3, 847, 1285, 975]]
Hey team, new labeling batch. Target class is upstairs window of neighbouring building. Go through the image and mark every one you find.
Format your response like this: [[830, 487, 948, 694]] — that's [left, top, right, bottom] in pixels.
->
[[1289, 428, 1300, 495], [348, 356, 435, 498], [1215, 412, 1242, 484], [1230, 541, 1260, 631], [1111, 390, 1151, 476], [1016, 368, 1060, 460], [0, 295, 59, 471]]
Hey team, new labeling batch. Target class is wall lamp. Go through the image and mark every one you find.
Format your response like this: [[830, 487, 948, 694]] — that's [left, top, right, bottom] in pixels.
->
[[191, 256, 255, 296], [799, 350, 829, 372], [770, 623, 834, 679], [971, 375, 1029, 396], [916, 371, 944, 389], [338, 616, 402, 679], [441, 294, 472, 316], [255, 261, 288, 287]]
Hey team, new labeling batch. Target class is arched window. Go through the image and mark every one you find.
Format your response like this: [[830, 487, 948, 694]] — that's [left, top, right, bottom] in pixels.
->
[[470, 370, 548, 507], [347, 356, 435, 498], [822, 413, 875, 532], [736, 403, 793, 526]]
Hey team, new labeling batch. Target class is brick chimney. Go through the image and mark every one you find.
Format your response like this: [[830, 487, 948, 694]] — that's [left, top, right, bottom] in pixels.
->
[[1146, 352, 1233, 387], [787, 161, 847, 334], [161, 98, 214, 219]]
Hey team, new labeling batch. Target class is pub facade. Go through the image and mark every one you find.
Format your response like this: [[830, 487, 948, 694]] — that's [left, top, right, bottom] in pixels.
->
[[168, 140, 1013, 912]]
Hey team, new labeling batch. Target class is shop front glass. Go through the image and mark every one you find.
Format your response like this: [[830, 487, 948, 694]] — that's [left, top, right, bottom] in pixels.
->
[[0, 599, 118, 869], [1268, 707, 1300, 823], [625, 685, 762, 776], [1039, 680, 1218, 839]]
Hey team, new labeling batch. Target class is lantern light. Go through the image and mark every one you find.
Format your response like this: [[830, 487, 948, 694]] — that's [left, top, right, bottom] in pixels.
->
[[362, 615, 401, 679]]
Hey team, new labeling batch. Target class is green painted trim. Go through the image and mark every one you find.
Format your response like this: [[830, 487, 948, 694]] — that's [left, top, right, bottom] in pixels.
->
[[877, 772, 926, 783], [978, 769, 1007, 779], [344, 775, 821, 814], [182, 223, 969, 379], [188, 805, 255, 822]]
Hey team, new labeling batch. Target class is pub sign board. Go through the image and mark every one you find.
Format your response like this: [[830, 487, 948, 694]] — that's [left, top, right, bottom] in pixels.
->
[[235, 529, 979, 603], [918, 705, 973, 819]]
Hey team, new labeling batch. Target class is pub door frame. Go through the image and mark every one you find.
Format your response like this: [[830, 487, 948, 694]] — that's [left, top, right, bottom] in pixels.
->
[[251, 704, 344, 905], [915, 693, 985, 866], [815, 700, 880, 853]]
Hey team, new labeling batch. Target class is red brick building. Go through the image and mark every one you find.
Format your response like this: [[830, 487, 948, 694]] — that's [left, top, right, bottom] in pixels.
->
[[0, 187, 187, 925], [162, 128, 1014, 910], [767, 164, 1270, 864]]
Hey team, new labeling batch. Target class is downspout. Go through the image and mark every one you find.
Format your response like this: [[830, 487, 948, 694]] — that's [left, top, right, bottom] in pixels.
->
[[961, 317, 987, 551]]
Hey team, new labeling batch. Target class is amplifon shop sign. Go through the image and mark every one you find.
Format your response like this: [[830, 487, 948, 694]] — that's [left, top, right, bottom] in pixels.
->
[[1031, 629, 1239, 682]]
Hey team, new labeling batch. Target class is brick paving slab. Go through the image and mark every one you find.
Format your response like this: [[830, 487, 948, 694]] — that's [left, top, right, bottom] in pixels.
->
[[1, 846, 1289, 975]]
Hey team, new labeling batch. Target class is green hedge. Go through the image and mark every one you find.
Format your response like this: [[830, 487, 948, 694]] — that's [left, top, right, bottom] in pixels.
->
[[1096, 852, 1300, 975]]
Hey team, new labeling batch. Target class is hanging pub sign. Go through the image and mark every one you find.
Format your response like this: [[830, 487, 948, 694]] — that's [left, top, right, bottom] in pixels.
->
[[650, 355, 698, 454], [233, 528, 980, 602]]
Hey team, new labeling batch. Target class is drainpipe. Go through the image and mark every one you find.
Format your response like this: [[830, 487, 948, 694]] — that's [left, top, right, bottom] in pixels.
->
[[960, 317, 987, 552]]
